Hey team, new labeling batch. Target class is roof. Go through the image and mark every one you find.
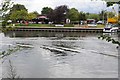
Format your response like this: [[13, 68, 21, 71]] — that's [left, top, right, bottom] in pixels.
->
[[37, 16, 47, 19]]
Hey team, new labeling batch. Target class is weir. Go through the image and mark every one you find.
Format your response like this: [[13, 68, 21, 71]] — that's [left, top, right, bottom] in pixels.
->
[[8, 27, 103, 33]]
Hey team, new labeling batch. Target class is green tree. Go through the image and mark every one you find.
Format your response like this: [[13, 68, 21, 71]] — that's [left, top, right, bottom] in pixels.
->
[[9, 4, 28, 23], [10, 10, 28, 22], [91, 0, 120, 7], [106, 2, 115, 7], [41, 7, 53, 15], [99, 10, 107, 21], [105, 1, 120, 21], [1, 0, 13, 27], [32, 11, 39, 16], [48, 5, 69, 23], [10, 4, 27, 13], [67, 8, 79, 21], [86, 13, 99, 20], [79, 12, 87, 21], [108, 11, 115, 18], [27, 12, 37, 20]]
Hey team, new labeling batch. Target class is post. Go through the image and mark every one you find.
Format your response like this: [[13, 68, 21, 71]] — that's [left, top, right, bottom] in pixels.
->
[[106, 11, 108, 24], [118, 3, 120, 23]]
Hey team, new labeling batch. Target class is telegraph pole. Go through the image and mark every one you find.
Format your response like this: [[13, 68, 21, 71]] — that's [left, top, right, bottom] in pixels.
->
[[118, 3, 120, 23]]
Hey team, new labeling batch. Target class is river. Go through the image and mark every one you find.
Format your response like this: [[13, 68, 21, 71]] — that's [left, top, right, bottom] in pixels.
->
[[0, 31, 119, 78]]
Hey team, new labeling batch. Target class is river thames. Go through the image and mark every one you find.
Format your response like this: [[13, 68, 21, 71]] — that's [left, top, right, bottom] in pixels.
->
[[0, 31, 119, 78]]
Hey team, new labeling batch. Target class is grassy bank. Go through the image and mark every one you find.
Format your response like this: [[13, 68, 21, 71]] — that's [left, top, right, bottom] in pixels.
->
[[8, 23, 104, 28], [0, 24, 104, 32], [9, 23, 74, 27], [96, 24, 105, 28]]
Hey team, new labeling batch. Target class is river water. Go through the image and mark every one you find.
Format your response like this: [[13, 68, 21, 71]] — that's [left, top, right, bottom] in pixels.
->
[[0, 31, 119, 78]]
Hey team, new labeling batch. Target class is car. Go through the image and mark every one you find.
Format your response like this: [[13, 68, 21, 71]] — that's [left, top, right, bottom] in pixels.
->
[[97, 21, 104, 24], [88, 23, 97, 27], [55, 24, 64, 27], [103, 23, 120, 33]]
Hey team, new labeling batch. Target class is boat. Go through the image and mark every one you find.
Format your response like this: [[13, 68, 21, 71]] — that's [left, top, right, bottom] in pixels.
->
[[103, 24, 119, 33]]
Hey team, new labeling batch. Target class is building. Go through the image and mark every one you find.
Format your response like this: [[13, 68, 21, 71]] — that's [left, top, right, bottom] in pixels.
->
[[32, 15, 49, 24]]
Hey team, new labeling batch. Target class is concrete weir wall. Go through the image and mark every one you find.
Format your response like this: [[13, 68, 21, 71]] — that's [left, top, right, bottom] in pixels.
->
[[9, 27, 103, 33]]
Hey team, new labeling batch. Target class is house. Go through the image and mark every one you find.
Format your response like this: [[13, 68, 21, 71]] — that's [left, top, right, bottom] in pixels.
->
[[32, 15, 49, 24]]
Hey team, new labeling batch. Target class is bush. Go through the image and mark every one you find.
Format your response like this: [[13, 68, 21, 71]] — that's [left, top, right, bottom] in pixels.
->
[[64, 24, 74, 27], [2, 21, 7, 28]]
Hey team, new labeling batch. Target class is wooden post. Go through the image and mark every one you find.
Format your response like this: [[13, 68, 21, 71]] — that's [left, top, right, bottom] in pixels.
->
[[118, 3, 120, 23]]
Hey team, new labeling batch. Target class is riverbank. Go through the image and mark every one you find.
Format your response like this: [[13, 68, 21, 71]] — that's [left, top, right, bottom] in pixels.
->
[[1, 24, 104, 31]]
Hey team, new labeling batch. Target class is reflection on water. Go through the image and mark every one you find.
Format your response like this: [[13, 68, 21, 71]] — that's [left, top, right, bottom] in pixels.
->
[[1, 31, 119, 78]]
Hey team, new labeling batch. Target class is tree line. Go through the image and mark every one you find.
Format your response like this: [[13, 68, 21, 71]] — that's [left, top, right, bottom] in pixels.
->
[[1, 0, 117, 27]]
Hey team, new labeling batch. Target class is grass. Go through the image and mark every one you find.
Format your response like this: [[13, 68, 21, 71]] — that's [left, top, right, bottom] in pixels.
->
[[8, 23, 74, 27], [97, 24, 105, 28], [64, 24, 74, 27], [1, 23, 104, 29], [9, 23, 54, 27], [87, 24, 105, 28]]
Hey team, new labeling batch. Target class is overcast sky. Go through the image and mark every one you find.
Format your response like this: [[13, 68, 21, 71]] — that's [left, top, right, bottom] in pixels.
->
[[1, 0, 119, 14]]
